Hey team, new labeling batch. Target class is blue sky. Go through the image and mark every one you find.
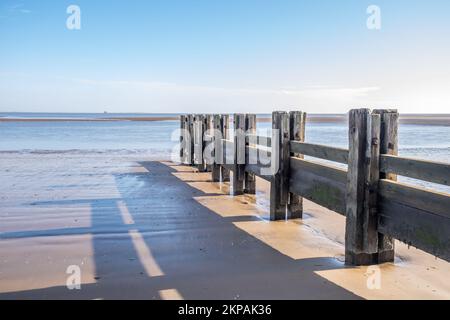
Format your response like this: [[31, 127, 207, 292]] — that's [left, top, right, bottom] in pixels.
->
[[1, 0, 449, 113]]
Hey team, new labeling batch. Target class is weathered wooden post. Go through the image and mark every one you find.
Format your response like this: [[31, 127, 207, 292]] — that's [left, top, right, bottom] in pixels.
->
[[212, 114, 222, 182], [180, 115, 185, 163], [232, 114, 246, 195], [193, 114, 200, 167], [205, 114, 213, 173], [345, 108, 393, 265], [181, 115, 192, 165], [189, 114, 195, 166], [345, 109, 372, 265], [221, 114, 231, 182], [245, 114, 257, 194], [373, 109, 397, 263], [287, 111, 306, 219], [270, 111, 290, 221], [193, 114, 207, 172], [203, 115, 210, 172]]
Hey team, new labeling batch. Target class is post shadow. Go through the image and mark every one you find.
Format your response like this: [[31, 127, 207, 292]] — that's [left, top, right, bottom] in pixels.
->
[[0, 161, 362, 300]]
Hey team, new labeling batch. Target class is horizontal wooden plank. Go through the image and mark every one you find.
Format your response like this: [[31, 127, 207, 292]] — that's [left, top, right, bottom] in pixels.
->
[[378, 179, 450, 219], [380, 154, 450, 186], [221, 139, 234, 164], [289, 157, 347, 215], [290, 141, 348, 164], [245, 145, 272, 162], [378, 197, 450, 262], [245, 164, 272, 181], [246, 134, 272, 148], [222, 163, 234, 171]]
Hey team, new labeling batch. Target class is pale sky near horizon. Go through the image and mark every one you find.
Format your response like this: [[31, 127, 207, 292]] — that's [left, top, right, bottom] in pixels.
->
[[1, 0, 449, 114]]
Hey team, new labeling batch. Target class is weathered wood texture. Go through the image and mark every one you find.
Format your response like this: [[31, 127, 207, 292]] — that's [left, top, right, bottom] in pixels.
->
[[180, 115, 185, 161], [345, 109, 381, 265], [193, 115, 207, 172], [245, 114, 257, 194], [204, 114, 214, 172], [202, 115, 209, 172], [380, 154, 450, 186], [290, 141, 348, 164], [378, 182, 450, 261], [180, 109, 450, 265], [245, 145, 272, 180], [378, 178, 450, 261], [289, 157, 347, 215], [212, 114, 222, 182], [223, 139, 234, 167], [270, 112, 290, 220], [288, 111, 306, 219], [232, 114, 246, 195], [373, 110, 397, 263], [193, 114, 202, 167], [246, 135, 272, 148], [244, 164, 272, 181], [220, 115, 231, 182], [188, 114, 195, 166], [379, 180, 450, 219]]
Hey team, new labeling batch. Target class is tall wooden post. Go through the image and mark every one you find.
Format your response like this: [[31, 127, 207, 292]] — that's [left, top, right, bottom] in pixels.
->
[[373, 109, 397, 263], [193, 114, 200, 167], [287, 111, 306, 219], [232, 114, 246, 195], [180, 115, 185, 163], [182, 115, 192, 165], [205, 114, 213, 173], [203, 115, 209, 172], [345, 108, 384, 265], [270, 111, 290, 221], [212, 114, 222, 182], [189, 114, 195, 166], [221, 114, 231, 182], [245, 114, 257, 194], [194, 114, 207, 172]]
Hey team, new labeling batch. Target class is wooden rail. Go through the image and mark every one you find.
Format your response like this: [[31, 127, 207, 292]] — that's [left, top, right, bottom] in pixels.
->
[[290, 141, 348, 164], [179, 110, 450, 265], [246, 134, 272, 148], [289, 157, 347, 215], [380, 154, 450, 186]]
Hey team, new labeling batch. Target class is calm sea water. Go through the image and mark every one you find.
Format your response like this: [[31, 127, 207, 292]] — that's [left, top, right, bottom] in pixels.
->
[[1, 113, 449, 191]]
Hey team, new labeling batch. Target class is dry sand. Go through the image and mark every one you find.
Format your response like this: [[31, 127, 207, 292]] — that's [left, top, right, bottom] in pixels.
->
[[0, 152, 449, 299]]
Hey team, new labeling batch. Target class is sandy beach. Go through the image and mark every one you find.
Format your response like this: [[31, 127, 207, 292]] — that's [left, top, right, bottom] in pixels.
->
[[0, 151, 449, 299]]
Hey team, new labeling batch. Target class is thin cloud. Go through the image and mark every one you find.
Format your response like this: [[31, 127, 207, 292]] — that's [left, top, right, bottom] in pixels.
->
[[1, 2, 32, 16], [70, 77, 380, 100]]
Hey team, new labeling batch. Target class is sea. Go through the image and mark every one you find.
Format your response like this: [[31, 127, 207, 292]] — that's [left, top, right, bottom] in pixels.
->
[[1, 112, 449, 192]]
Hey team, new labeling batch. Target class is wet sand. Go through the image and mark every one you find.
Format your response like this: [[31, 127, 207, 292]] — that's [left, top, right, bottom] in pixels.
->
[[0, 152, 449, 299]]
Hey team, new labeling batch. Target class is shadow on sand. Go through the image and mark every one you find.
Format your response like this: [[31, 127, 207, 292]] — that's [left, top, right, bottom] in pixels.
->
[[0, 161, 360, 300]]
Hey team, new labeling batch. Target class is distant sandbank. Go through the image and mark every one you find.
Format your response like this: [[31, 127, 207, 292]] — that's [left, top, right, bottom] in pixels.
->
[[0, 116, 179, 122]]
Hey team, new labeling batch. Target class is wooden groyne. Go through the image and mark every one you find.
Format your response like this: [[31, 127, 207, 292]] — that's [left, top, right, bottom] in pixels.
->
[[179, 109, 450, 266]]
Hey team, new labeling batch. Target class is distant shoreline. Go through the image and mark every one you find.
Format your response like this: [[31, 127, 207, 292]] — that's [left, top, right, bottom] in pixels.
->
[[0, 116, 180, 122], [1, 114, 450, 126]]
